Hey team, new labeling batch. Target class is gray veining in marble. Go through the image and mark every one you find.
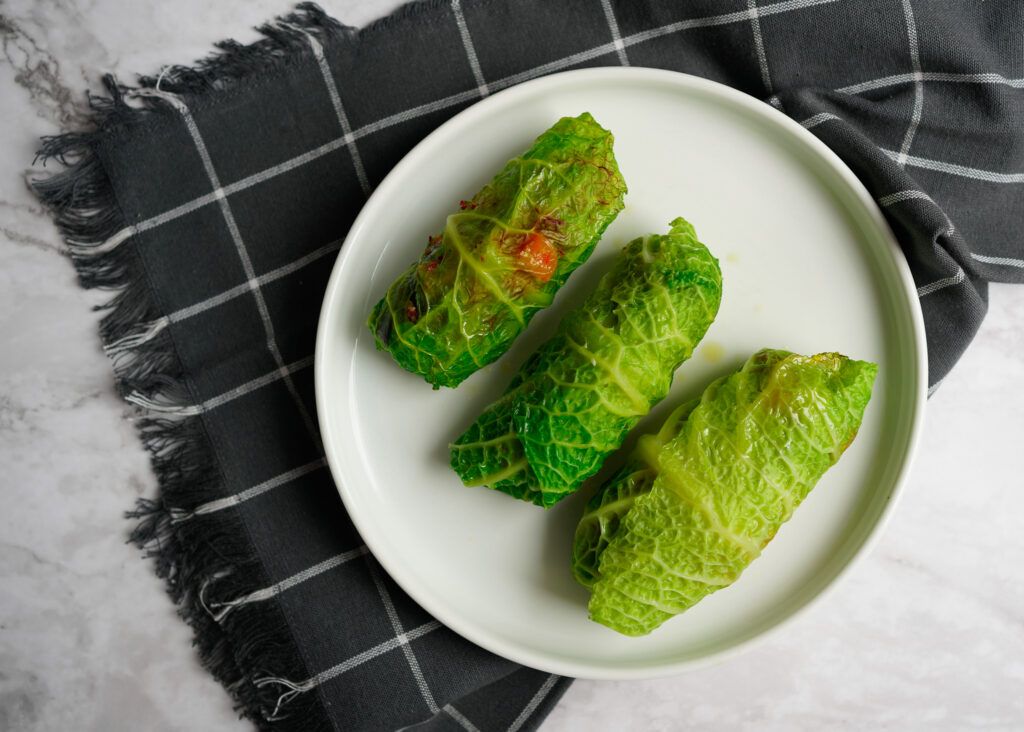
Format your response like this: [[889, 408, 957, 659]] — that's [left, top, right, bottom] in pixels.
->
[[1, 1, 1022, 730]]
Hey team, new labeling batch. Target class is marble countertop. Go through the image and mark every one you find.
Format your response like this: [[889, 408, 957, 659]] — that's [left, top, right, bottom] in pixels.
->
[[2, 1, 1022, 730]]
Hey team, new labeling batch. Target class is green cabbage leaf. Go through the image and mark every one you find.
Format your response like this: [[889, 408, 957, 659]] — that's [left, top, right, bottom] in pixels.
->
[[578, 349, 878, 636], [368, 113, 627, 389], [450, 218, 722, 507]]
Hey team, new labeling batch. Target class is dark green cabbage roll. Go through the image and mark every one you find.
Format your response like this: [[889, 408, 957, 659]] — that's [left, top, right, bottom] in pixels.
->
[[368, 113, 627, 389], [450, 218, 722, 507], [575, 349, 878, 636]]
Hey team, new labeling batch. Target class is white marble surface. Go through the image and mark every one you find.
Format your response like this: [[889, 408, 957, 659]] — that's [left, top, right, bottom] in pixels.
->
[[1, 1, 1022, 730]]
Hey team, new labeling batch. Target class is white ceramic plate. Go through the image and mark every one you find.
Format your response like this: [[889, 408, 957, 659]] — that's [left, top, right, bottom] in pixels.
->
[[315, 68, 926, 679]]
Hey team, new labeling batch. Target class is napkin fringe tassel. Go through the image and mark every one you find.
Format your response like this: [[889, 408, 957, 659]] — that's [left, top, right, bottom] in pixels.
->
[[24, 4, 383, 729]]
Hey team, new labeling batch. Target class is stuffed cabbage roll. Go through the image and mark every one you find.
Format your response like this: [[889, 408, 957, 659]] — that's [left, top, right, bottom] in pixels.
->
[[450, 218, 722, 507], [368, 112, 627, 389], [575, 349, 878, 636]]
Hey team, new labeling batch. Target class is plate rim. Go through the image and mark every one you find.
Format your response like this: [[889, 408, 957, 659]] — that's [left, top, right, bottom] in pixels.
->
[[314, 66, 928, 679]]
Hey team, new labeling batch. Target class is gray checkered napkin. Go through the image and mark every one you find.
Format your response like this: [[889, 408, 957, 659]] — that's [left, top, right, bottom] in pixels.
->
[[32, 0, 1023, 730]]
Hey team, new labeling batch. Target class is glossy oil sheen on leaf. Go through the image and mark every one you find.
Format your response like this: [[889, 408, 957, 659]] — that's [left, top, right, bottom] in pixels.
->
[[450, 218, 722, 507], [578, 349, 878, 636], [367, 113, 627, 389]]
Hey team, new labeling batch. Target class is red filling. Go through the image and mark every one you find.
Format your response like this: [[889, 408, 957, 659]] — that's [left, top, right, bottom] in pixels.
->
[[515, 232, 558, 282]]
